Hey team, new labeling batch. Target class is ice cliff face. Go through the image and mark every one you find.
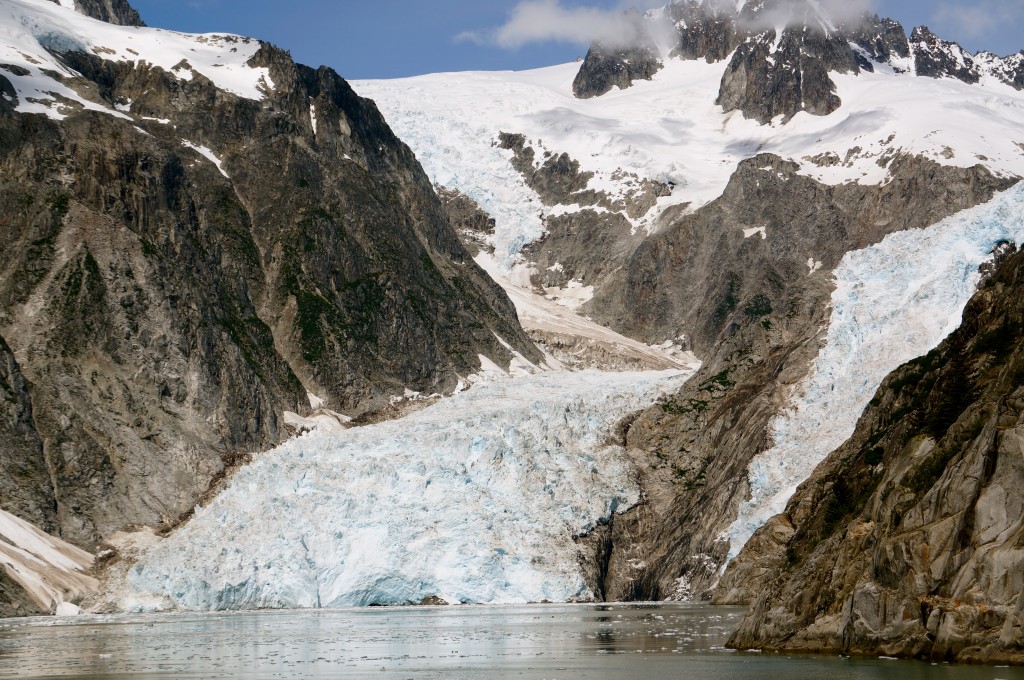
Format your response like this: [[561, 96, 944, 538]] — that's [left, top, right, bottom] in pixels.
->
[[110, 369, 692, 611]]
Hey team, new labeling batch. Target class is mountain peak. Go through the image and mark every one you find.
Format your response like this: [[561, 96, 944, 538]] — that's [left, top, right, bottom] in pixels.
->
[[48, 0, 144, 27], [573, 1, 1023, 123]]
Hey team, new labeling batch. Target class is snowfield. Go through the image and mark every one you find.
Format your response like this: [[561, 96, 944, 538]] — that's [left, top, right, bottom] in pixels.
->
[[113, 369, 694, 611], [0, 0, 272, 121], [724, 183, 1024, 559], [355, 57, 1024, 268]]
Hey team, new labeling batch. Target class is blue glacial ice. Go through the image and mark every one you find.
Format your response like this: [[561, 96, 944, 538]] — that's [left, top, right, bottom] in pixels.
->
[[118, 369, 691, 611], [724, 184, 1024, 559]]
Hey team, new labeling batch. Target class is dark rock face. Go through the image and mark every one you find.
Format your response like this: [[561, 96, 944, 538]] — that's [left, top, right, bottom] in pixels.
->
[[0, 29, 537, 546], [47, 0, 145, 26], [0, 336, 56, 534], [718, 27, 860, 123], [723, 245, 1024, 665], [668, 0, 744, 62], [573, 154, 1015, 603], [572, 43, 663, 99], [911, 26, 979, 84], [436, 186, 495, 256], [850, 16, 911, 68], [0, 568, 45, 619]]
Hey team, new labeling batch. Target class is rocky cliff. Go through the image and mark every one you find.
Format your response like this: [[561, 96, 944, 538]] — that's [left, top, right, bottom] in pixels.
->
[[0, 0, 538, 552], [722, 244, 1024, 663], [59, 0, 143, 26]]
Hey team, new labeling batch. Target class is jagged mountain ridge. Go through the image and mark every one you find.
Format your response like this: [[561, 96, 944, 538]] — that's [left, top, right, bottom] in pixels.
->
[[574, 0, 1024, 123], [0, 0, 540, 554]]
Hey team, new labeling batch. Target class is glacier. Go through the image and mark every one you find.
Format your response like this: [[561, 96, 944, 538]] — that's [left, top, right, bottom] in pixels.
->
[[724, 183, 1024, 559], [114, 369, 693, 611]]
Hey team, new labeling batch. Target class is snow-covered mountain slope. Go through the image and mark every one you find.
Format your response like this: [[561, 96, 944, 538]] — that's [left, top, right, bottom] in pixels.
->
[[104, 368, 694, 611], [0, 0, 272, 120], [356, 14, 1024, 602], [0, 509, 97, 612], [724, 183, 1024, 559], [355, 55, 1024, 269]]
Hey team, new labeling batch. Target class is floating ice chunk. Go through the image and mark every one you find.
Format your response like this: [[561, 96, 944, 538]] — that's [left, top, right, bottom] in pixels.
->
[[744, 226, 768, 240]]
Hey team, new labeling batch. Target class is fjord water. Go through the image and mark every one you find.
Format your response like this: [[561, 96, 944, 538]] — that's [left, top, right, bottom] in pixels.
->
[[1, 604, 1021, 679]]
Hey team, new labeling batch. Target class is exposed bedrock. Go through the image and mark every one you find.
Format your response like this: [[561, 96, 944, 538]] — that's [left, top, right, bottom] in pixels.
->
[[723, 244, 1024, 664]]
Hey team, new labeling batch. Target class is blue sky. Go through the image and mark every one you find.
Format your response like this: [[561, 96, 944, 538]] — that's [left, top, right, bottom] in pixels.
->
[[132, 0, 1024, 80]]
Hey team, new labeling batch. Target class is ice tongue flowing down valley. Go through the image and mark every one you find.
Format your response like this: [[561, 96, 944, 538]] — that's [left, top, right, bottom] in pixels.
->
[[723, 184, 1024, 560], [113, 369, 693, 611]]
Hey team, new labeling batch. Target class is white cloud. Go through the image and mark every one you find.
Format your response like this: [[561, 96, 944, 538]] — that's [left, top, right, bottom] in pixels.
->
[[457, 0, 666, 50], [458, 0, 884, 52], [933, 0, 1024, 40], [741, 0, 877, 32]]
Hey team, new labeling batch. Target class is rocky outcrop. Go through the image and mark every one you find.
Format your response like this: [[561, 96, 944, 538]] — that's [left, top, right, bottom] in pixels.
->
[[573, 154, 1015, 603], [572, 43, 663, 99], [436, 186, 495, 256], [47, 0, 145, 26], [723, 244, 1024, 664], [850, 16, 912, 68], [717, 26, 860, 123], [0, 6, 538, 549], [0, 569, 45, 619], [911, 26, 980, 84], [668, 0, 743, 62]]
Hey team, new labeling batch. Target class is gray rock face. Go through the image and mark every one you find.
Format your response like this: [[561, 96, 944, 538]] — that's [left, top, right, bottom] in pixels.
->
[[668, 0, 743, 62], [723, 245, 1024, 664], [911, 26, 979, 84], [571, 43, 663, 99], [495, 132, 671, 295], [0, 568, 45, 619], [718, 26, 859, 123], [0, 336, 56, 535], [47, 0, 145, 26], [850, 16, 911, 68], [0, 17, 538, 548], [571, 154, 1015, 603], [436, 186, 495, 257]]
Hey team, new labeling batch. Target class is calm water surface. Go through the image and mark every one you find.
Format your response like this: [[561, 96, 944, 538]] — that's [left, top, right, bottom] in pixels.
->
[[0, 603, 1021, 679]]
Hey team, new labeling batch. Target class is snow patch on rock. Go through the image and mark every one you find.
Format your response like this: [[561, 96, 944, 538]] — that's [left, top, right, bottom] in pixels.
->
[[0, 0, 272, 121]]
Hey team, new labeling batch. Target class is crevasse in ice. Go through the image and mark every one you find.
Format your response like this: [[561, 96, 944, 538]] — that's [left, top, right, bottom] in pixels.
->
[[119, 369, 691, 611], [724, 184, 1024, 559]]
